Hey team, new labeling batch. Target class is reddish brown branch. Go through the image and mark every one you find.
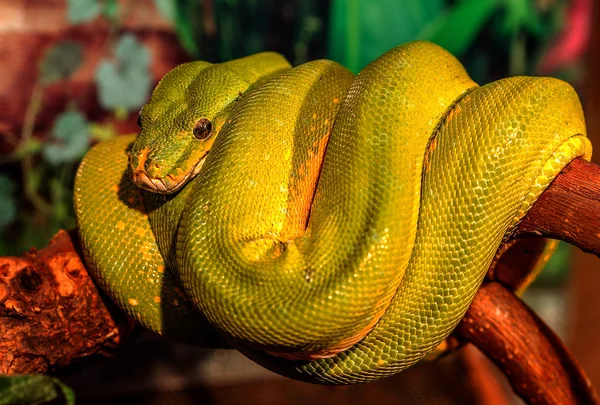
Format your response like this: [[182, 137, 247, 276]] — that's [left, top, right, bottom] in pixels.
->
[[515, 157, 600, 257], [0, 230, 134, 374], [456, 282, 599, 405]]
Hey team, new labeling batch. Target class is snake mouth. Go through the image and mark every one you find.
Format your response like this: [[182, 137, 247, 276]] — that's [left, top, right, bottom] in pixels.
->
[[130, 151, 206, 194]]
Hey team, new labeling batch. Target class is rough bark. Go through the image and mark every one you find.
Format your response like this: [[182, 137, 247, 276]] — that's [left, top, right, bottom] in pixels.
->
[[0, 230, 134, 374], [515, 157, 600, 257], [456, 281, 598, 405]]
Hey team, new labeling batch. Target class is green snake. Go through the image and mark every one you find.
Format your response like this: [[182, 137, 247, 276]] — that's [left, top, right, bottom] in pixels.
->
[[74, 41, 591, 384]]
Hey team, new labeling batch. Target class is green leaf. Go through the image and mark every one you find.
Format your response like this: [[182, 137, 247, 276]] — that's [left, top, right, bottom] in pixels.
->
[[420, 0, 500, 57], [153, 0, 176, 22], [43, 110, 90, 166], [0, 375, 75, 405], [94, 34, 152, 112], [501, 0, 542, 36], [66, 0, 100, 24], [39, 41, 84, 85], [0, 174, 16, 232], [172, 0, 201, 57], [101, 0, 120, 22], [327, 0, 444, 73]]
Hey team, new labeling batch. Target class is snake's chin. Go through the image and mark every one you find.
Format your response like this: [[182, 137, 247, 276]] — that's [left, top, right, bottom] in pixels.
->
[[131, 158, 205, 194]]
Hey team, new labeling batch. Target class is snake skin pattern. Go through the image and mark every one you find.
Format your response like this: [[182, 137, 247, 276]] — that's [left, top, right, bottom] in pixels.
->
[[75, 41, 591, 384]]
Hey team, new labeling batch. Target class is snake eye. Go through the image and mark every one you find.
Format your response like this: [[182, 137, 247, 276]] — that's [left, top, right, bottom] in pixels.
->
[[193, 118, 213, 140], [136, 112, 142, 128]]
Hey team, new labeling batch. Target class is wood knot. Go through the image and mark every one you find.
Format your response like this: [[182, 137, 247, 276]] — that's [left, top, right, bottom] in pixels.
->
[[15, 266, 42, 293]]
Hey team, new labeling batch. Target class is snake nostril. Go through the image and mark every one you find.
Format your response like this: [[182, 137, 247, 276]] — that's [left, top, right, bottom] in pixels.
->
[[145, 160, 162, 178]]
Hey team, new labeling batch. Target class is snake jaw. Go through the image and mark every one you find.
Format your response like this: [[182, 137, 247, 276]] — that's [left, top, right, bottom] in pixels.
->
[[132, 171, 168, 192], [130, 153, 206, 194]]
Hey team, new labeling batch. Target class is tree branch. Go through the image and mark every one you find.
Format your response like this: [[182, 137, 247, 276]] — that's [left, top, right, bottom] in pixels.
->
[[455, 281, 599, 405], [515, 157, 600, 257], [0, 230, 134, 374]]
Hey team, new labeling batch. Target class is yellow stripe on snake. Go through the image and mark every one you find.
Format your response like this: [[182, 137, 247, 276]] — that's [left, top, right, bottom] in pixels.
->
[[74, 41, 591, 384]]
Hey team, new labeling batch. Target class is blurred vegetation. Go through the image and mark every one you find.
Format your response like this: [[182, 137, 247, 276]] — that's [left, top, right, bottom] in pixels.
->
[[0, 2, 153, 256], [328, 0, 569, 78], [0, 0, 579, 287], [0, 375, 75, 405]]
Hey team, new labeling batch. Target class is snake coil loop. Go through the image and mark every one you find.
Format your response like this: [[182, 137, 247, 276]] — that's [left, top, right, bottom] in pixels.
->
[[75, 41, 591, 384]]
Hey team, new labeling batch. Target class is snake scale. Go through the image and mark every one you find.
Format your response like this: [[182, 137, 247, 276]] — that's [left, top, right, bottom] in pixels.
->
[[74, 41, 591, 384]]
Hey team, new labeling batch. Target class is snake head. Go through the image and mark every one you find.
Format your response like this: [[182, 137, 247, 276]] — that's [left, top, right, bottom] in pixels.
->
[[128, 53, 291, 194]]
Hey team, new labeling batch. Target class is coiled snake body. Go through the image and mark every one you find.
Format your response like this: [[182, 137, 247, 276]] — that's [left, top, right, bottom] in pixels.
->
[[74, 41, 591, 384]]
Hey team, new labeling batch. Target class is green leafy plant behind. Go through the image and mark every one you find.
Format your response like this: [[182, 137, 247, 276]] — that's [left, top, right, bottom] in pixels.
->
[[0, 39, 87, 250], [95, 34, 152, 113], [0, 375, 75, 405], [66, 0, 101, 24], [66, 0, 120, 24], [153, 0, 176, 22], [0, 1, 155, 257], [172, 0, 203, 58], [328, 0, 445, 74], [420, 0, 500, 57], [39, 41, 83, 85], [326, 0, 564, 76], [43, 110, 90, 166]]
